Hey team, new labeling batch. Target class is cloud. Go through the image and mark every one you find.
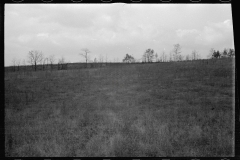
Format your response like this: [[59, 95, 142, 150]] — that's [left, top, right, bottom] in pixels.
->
[[37, 33, 49, 38], [4, 4, 233, 66], [195, 19, 233, 46], [17, 35, 32, 43], [176, 29, 199, 38], [174, 19, 234, 55]]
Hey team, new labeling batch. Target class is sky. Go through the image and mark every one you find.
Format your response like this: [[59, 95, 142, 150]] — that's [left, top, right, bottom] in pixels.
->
[[5, 4, 234, 66]]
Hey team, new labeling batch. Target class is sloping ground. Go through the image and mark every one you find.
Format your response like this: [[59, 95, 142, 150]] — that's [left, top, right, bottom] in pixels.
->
[[5, 59, 234, 157]]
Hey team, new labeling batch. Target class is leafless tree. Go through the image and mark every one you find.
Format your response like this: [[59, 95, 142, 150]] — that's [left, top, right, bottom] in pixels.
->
[[142, 49, 154, 63], [98, 54, 104, 63], [227, 48, 235, 57], [80, 48, 91, 68], [173, 44, 181, 61], [191, 50, 198, 60], [58, 56, 67, 70], [12, 58, 17, 72], [207, 48, 215, 59], [22, 59, 26, 71], [169, 52, 172, 62], [142, 52, 147, 63], [161, 51, 167, 62], [155, 53, 158, 62], [163, 52, 167, 62], [41, 57, 48, 70], [123, 54, 135, 63], [16, 59, 21, 71], [49, 55, 55, 70], [178, 55, 183, 61], [105, 53, 108, 63], [28, 50, 43, 71]]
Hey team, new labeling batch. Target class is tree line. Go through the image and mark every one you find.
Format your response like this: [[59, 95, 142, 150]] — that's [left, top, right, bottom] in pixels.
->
[[11, 50, 68, 72], [9, 45, 235, 72], [122, 44, 235, 63]]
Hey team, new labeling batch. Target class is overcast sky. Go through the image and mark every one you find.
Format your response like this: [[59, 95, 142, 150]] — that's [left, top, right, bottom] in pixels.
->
[[5, 4, 234, 66]]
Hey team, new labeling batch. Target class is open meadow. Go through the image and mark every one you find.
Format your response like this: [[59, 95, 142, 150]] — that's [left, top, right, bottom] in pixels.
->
[[5, 58, 235, 157]]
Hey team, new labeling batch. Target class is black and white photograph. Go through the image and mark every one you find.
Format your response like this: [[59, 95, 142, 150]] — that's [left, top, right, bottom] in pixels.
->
[[4, 3, 235, 157]]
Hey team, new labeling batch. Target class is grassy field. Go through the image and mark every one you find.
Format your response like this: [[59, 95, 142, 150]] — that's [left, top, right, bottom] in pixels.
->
[[5, 58, 235, 157]]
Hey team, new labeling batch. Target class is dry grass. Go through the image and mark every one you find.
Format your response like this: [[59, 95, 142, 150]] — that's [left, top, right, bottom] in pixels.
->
[[5, 58, 234, 157]]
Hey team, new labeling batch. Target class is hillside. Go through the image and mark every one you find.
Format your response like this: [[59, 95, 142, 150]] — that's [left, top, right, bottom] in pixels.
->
[[5, 58, 235, 157]]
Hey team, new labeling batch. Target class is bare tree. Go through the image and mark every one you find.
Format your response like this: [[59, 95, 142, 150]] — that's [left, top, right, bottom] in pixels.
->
[[143, 49, 154, 63], [22, 59, 26, 71], [164, 52, 167, 62], [173, 44, 181, 61], [80, 48, 90, 68], [221, 48, 228, 58], [142, 52, 147, 63], [58, 56, 67, 70], [16, 59, 21, 71], [41, 57, 48, 70], [123, 54, 135, 63], [178, 55, 183, 61], [49, 55, 55, 70], [155, 53, 158, 62], [44, 58, 48, 69], [28, 50, 43, 71], [161, 51, 167, 62], [227, 48, 235, 57], [212, 50, 221, 59], [191, 50, 198, 60], [207, 48, 215, 59], [12, 58, 17, 72], [164, 54, 168, 62], [105, 53, 108, 63], [169, 52, 172, 62], [98, 54, 104, 63]]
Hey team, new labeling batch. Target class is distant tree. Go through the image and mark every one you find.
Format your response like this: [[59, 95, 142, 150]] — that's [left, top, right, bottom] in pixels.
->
[[159, 55, 163, 62], [79, 48, 90, 67], [105, 53, 108, 63], [123, 53, 135, 63], [169, 52, 172, 62], [16, 59, 21, 71], [191, 50, 198, 60], [22, 59, 26, 71], [41, 57, 48, 70], [49, 55, 55, 70], [45, 58, 49, 69], [161, 51, 167, 62], [178, 55, 183, 61], [12, 58, 17, 72], [185, 54, 190, 61], [155, 53, 158, 62], [212, 50, 221, 59], [143, 49, 154, 63], [142, 52, 147, 63], [58, 57, 67, 70], [98, 54, 104, 63], [164, 54, 168, 62], [173, 44, 181, 61], [208, 48, 215, 59], [222, 48, 228, 58], [227, 48, 235, 57], [28, 50, 43, 71]]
